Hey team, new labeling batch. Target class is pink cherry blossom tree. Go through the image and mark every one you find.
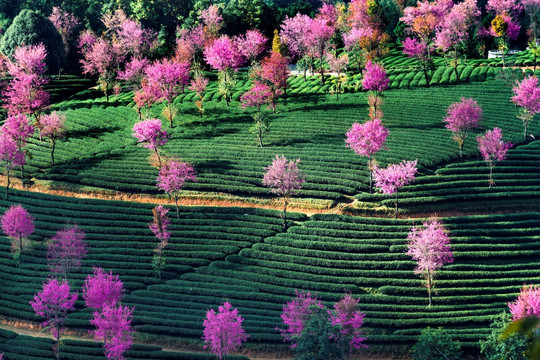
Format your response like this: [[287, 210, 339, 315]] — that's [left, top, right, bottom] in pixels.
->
[[30, 278, 77, 360], [203, 301, 249, 359], [486, 0, 521, 68], [1, 113, 34, 185], [189, 76, 209, 118], [0, 132, 24, 199], [149, 205, 171, 280], [117, 58, 149, 91], [90, 303, 134, 360], [258, 51, 290, 111], [512, 76, 540, 140], [280, 14, 312, 79], [1, 204, 34, 266], [326, 53, 348, 100], [406, 218, 454, 306], [362, 61, 389, 119], [40, 112, 67, 166], [278, 290, 323, 346], [3, 44, 50, 123], [156, 159, 197, 218], [330, 294, 367, 354], [204, 35, 244, 107], [200, 5, 223, 40], [509, 285, 540, 320], [443, 97, 482, 157], [262, 155, 306, 229], [373, 160, 418, 218], [47, 226, 88, 281], [346, 118, 389, 194], [145, 59, 190, 126], [132, 119, 168, 169], [133, 81, 159, 120], [305, 17, 335, 83], [241, 82, 273, 147], [477, 128, 512, 188], [49, 7, 81, 63], [83, 267, 124, 309], [237, 29, 267, 65]]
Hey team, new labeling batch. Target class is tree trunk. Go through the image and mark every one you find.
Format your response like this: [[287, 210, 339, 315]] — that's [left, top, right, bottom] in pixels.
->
[[454, 48, 460, 82], [319, 51, 325, 84], [168, 102, 174, 127], [56, 327, 61, 360], [427, 269, 432, 306], [174, 193, 180, 219], [20, 163, 24, 188], [5, 169, 10, 200], [524, 120, 529, 141], [488, 161, 494, 188], [282, 198, 288, 230], [394, 189, 399, 219], [459, 141, 463, 158], [423, 64, 430, 88], [18, 234, 22, 267], [51, 139, 56, 166], [155, 148, 162, 170], [303, 68, 307, 82], [368, 155, 373, 194]]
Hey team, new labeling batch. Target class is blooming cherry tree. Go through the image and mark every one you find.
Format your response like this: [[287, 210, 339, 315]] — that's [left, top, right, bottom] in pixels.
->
[[1, 204, 34, 266], [200, 5, 223, 40], [132, 119, 168, 169], [47, 226, 88, 281], [278, 290, 323, 346], [443, 97, 482, 157], [30, 278, 77, 360], [346, 119, 389, 193], [373, 160, 418, 218], [326, 53, 348, 100], [237, 29, 267, 65], [241, 82, 273, 147], [90, 303, 134, 360], [83, 267, 124, 309], [477, 128, 512, 188], [330, 294, 367, 354], [512, 76, 540, 140], [49, 7, 81, 60], [258, 51, 290, 111], [156, 159, 197, 218], [40, 112, 67, 165], [203, 302, 249, 359], [362, 61, 389, 119], [2, 114, 34, 185], [262, 155, 306, 229], [509, 285, 540, 320], [406, 218, 453, 306], [189, 76, 209, 118], [0, 132, 24, 199], [149, 205, 171, 279]]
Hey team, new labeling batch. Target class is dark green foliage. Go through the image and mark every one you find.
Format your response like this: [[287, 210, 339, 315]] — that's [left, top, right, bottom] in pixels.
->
[[481, 313, 529, 360], [411, 327, 462, 360], [0, 9, 65, 74]]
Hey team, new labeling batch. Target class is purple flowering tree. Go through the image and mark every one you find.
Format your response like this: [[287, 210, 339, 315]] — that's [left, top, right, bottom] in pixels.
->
[[237, 29, 267, 65], [202, 302, 249, 359], [156, 159, 197, 218], [477, 128, 512, 188], [443, 97, 482, 157], [278, 290, 323, 346], [30, 278, 78, 360], [1, 204, 34, 266], [148, 205, 171, 279], [0, 132, 24, 199], [345, 119, 389, 193], [373, 160, 418, 218], [330, 294, 367, 354], [47, 226, 88, 281], [362, 61, 389, 119], [189, 76, 209, 118], [240, 82, 273, 147], [1, 114, 34, 185], [132, 119, 168, 169], [326, 53, 348, 100], [40, 112, 67, 165], [90, 303, 134, 360], [512, 76, 540, 140], [406, 218, 454, 306], [509, 285, 540, 320], [262, 155, 306, 230], [82, 267, 124, 310]]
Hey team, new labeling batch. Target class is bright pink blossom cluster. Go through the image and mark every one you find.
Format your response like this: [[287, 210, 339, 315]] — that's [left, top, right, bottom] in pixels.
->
[[203, 302, 249, 359], [373, 160, 418, 195], [204, 36, 244, 72], [83, 267, 125, 309], [149, 205, 171, 242], [262, 155, 305, 198], [330, 294, 367, 351], [90, 303, 134, 360], [279, 290, 323, 345], [512, 76, 540, 114], [47, 226, 88, 279], [240, 82, 273, 110], [362, 61, 389, 92], [407, 219, 454, 276], [509, 285, 540, 321], [345, 118, 389, 158], [1, 204, 34, 240], [477, 128, 512, 163], [132, 119, 168, 151]]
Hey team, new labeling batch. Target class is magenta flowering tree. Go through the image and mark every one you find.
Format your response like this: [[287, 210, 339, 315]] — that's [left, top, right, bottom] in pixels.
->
[[149, 205, 171, 280], [258, 51, 290, 111], [326, 53, 348, 100], [117, 57, 149, 91], [189, 76, 209, 118], [237, 29, 267, 65], [373, 160, 418, 218], [83, 267, 124, 309], [443, 97, 482, 157], [512, 76, 540, 140], [1, 204, 34, 266], [262, 155, 306, 229], [40, 112, 67, 165], [90, 303, 134, 360], [204, 35, 244, 106], [2, 113, 34, 185], [330, 294, 367, 354], [485, 0, 522, 68], [3, 44, 50, 121], [509, 285, 540, 320], [203, 302, 249, 359], [240, 82, 273, 147], [0, 132, 24, 199], [145, 59, 190, 126], [47, 226, 88, 281], [345, 119, 389, 194], [362, 61, 389, 119], [30, 278, 77, 360], [406, 218, 453, 306], [49, 7, 81, 62], [132, 119, 168, 169], [477, 128, 512, 188], [278, 290, 323, 346], [305, 17, 335, 83], [156, 159, 197, 218], [200, 5, 223, 40]]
